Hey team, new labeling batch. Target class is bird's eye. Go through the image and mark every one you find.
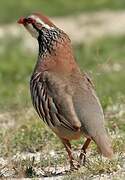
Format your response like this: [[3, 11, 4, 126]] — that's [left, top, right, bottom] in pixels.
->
[[27, 18, 36, 24]]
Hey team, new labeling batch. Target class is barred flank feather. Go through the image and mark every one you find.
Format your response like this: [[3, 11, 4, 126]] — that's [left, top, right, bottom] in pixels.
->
[[30, 72, 77, 131]]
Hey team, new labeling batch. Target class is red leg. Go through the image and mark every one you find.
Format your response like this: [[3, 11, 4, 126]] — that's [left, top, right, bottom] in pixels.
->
[[61, 139, 80, 170], [79, 138, 91, 165]]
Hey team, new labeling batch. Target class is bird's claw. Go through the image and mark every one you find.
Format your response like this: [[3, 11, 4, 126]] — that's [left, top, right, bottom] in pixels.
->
[[79, 152, 86, 166], [70, 160, 80, 171]]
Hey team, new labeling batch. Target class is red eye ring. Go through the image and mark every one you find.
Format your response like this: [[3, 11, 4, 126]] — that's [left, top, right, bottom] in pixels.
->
[[17, 17, 35, 24], [27, 18, 36, 24]]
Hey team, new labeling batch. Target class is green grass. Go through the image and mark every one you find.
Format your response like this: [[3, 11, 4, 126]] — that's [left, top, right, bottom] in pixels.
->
[[0, 35, 125, 111], [75, 36, 125, 106], [0, 37, 34, 110], [1, 0, 125, 23]]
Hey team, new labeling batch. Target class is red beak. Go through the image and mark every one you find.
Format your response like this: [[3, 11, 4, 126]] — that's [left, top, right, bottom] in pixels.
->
[[17, 17, 25, 24]]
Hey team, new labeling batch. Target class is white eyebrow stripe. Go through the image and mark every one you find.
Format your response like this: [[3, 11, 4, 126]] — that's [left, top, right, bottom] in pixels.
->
[[29, 15, 54, 30]]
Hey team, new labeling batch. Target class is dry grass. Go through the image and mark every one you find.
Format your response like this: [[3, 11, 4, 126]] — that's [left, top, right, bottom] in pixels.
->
[[0, 104, 125, 178]]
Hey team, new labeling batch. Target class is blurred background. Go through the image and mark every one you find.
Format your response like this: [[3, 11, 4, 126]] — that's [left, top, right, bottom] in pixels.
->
[[0, 0, 125, 178]]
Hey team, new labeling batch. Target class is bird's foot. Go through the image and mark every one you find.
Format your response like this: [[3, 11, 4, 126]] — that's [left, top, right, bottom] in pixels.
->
[[79, 152, 86, 166], [70, 160, 80, 171]]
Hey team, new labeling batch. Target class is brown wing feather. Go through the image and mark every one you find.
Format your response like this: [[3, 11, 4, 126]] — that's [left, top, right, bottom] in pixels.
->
[[30, 72, 81, 131]]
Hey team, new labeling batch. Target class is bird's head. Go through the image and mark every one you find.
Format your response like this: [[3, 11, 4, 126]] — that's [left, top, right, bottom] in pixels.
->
[[18, 13, 63, 56], [18, 12, 71, 59], [18, 13, 56, 39]]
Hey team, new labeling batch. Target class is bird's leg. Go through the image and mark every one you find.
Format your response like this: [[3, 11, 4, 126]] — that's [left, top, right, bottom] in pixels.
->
[[79, 138, 91, 165], [61, 139, 80, 170]]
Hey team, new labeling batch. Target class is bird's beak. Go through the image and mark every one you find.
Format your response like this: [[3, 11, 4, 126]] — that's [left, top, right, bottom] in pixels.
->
[[17, 17, 25, 25]]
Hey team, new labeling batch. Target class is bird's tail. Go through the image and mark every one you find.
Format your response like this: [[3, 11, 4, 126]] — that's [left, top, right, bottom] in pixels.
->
[[93, 132, 113, 158]]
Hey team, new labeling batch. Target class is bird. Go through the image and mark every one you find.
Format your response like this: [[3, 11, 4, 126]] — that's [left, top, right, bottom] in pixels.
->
[[18, 12, 113, 170]]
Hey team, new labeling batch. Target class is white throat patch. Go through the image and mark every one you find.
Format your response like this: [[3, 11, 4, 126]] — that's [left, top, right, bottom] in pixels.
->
[[25, 23, 39, 38]]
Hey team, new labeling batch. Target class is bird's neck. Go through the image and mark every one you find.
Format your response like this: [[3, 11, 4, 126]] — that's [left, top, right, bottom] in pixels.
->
[[34, 29, 80, 75], [38, 28, 61, 58]]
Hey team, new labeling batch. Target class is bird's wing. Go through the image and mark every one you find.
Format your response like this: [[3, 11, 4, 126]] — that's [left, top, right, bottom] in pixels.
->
[[73, 72, 105, 136], [32, 71, 81, 132], [73, 73, 113, 157]]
